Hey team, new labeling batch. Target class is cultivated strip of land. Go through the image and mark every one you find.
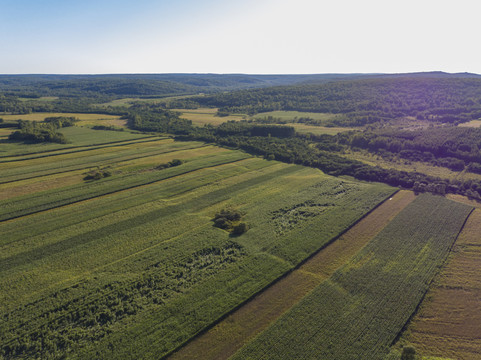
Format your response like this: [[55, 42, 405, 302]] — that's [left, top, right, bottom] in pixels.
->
[[402, 208, 481, 360], [231, 194, 473, 360], [168, 190, 415, 360]]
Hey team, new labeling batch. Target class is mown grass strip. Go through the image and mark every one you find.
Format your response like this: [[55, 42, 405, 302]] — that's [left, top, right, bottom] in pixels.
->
[[232, 194, 473, 360]]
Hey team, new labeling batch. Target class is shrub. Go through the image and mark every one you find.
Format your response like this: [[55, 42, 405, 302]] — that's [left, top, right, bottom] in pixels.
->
[[232, 222, 248, 235], [401, 346, 416, 360]]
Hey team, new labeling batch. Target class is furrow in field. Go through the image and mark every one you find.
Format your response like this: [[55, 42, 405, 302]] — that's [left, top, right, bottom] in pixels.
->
[[168, 190, 415, 360]]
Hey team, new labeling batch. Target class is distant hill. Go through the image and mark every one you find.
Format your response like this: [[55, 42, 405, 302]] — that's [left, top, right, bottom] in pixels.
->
[[1, 72, 479, 98]]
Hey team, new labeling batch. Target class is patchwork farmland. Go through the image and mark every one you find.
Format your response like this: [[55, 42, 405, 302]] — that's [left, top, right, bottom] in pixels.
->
[[0, 129, 395, 359], [230, 194, 472, 360]]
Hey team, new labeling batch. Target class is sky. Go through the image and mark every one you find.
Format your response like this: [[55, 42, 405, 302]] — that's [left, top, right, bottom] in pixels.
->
[[1, 0, 480, 74]]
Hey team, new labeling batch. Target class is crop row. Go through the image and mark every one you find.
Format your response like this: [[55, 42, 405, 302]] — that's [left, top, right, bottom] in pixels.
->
[[232, 194, 473, 360]]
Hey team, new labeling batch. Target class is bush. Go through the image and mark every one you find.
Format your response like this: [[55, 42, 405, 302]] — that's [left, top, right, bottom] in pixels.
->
[[401, 346, 416, 360], [232, 222, 248, 235], [212, 207, 248, 235], [214, 217, 231, 230]]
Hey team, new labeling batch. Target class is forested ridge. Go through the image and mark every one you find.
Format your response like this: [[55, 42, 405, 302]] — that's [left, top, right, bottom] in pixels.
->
[[186, 77, 481, 126]]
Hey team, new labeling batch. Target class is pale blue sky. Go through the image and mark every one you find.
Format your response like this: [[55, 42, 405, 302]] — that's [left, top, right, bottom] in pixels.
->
[[1, 0, 480, 74]]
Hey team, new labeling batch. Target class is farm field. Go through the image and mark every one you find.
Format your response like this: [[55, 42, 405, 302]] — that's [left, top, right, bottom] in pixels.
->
[[0, 126, 153, 157], [173, 108, 246, 126], [232, 194, 473, 360], [169, 190, 415, 360], [1, 112, 123, 123], [253, 110, 335, 123], [399, 208, 481, 360], [290, 123, 355, 135], [0, 134, 394, 359], [458, 119, 481, 128]]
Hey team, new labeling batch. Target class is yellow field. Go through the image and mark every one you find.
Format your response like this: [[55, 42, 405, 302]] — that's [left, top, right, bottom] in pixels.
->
[[459, 120, 481, 128], [0, 128, 13, 137], [253, 110, 335, 122], [18, 96, 59, 102], [173, 108, 246, 126], [291, 123, 354, 135], [1, 112, 127, 129]]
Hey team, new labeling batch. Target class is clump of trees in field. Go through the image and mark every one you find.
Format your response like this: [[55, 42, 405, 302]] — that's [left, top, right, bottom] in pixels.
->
[[83, 168, 112, 181], [8, 120, 68, 144], [155, 158, 184, 170], [213, 207, 249, 235]]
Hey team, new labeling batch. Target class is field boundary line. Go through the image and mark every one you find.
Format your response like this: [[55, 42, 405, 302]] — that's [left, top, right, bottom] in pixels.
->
[[164, 189, 399, 359]]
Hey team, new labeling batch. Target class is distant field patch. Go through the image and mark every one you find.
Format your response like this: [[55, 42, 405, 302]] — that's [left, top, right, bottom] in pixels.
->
[[290, 123, 355, 135], [1, 112, 127, 129], [254, 110, 335, 122], [1, 112, 122, 122], [174, 108, 246, 126], [459, 119, 481, 128], [18, 96, 59, 102], [401, 208, 481, 360]]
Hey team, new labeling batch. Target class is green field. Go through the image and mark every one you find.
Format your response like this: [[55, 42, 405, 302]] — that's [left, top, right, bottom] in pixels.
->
[[0, 131, 394, 359], [232, 194, 473, 360], [0, 126, 154, 157], [253, 110, 335, 122]]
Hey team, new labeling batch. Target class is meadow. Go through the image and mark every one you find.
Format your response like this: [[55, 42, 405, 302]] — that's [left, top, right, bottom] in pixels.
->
[[0, 132, 394, 359], [232, 194, 473, 360], [173, 108, 246, 126]]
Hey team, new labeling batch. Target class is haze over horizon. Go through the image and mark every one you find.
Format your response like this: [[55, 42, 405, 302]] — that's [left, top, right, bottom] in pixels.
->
[[2, 0, 480, 75]]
